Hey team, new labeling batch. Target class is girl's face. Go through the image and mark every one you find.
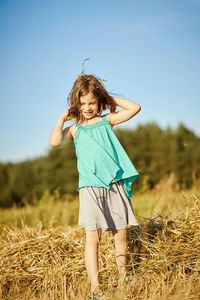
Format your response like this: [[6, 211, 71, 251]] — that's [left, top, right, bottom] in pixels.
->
[[79, 92, 98, 120]]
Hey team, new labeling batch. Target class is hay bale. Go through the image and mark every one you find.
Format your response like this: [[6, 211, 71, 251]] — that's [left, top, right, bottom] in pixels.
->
[[0, 195, 199, 299]]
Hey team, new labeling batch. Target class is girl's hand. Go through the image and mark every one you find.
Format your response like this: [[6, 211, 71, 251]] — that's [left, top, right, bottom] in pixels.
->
[[61, 109, 71, 122]]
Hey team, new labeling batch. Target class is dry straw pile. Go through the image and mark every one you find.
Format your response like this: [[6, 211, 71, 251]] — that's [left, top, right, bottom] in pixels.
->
[[0, 195, 200, 300]]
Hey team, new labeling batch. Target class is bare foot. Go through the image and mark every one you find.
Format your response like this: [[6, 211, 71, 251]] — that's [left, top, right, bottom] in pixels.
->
[[118, 272, 127, 282], [90, 285, 103, 297]]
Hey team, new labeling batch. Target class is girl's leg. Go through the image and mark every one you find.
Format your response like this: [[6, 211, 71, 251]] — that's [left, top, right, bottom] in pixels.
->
[[85, 229, 102, 291], [112, 229, 127, 280]]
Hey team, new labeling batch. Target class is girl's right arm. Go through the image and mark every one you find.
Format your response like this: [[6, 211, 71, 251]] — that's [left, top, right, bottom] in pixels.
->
[[49, 110, 73, 147]]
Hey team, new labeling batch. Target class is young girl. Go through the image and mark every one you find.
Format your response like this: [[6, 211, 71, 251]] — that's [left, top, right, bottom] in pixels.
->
[[49, 74, 141, 299]]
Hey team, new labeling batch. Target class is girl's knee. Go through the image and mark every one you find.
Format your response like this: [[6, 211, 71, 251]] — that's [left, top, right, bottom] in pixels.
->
[[112, 228, 127, 239], [112, 229, 127, 248], [86, 229, 102, 244]]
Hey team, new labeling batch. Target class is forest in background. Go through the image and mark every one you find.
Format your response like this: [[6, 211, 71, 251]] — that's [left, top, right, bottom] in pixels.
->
[[0, 122, 199, 208]]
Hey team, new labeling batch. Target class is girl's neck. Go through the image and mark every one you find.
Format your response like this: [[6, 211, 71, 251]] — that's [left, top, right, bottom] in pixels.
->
[[80, 114, 101, 126]]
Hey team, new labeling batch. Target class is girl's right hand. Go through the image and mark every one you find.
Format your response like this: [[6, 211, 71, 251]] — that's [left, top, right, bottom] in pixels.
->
[[61, 109, 71, 122]]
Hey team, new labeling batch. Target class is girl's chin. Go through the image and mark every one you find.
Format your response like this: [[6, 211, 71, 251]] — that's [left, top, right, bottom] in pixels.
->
[[83, 112, 95, 118], [80, 112, 98, 120]]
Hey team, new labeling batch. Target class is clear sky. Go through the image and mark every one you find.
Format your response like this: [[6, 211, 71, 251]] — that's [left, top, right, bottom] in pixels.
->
[[1, 0, 200, 163]]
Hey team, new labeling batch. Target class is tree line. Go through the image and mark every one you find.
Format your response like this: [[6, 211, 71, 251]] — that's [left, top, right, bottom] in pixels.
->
[[0, 122, 199, 208]]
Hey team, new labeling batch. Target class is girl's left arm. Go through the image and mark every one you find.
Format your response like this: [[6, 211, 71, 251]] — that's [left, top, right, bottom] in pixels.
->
[[106, 97, 141, 126]]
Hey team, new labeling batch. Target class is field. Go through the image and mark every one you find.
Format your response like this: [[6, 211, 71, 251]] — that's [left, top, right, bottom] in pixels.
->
[[0, 178, 200, 300]]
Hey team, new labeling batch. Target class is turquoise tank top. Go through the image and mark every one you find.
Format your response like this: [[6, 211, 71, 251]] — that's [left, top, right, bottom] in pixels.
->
[[73, 114, 139, 199]]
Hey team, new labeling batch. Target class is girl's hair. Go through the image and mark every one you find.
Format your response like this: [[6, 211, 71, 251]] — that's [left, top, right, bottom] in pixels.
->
[[67, 74, 116, 122]]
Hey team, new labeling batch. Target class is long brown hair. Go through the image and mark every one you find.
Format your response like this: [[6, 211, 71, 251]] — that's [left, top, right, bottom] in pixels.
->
[[67, 74, 116, 123]]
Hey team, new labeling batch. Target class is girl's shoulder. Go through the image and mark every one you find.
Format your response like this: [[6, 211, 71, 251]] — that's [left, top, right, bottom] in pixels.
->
[[69, 124, 77, 140], [103, 113, 114, 128]]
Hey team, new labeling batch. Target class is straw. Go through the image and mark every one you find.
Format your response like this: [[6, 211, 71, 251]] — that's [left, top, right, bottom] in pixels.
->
[[0, 195, 199, 299]]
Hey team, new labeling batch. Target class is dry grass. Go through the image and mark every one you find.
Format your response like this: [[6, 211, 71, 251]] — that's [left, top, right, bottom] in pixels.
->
[[0, 191, 200, 299], [1, 174, 199, 229], [0, 190, 79, 229]]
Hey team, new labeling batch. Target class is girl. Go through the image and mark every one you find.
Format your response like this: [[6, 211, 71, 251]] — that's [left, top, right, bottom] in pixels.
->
[[49, 74, 141, 299]]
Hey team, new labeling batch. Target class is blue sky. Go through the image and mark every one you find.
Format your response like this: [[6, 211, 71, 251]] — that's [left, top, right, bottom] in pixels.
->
[[1, 0, 200, 163]]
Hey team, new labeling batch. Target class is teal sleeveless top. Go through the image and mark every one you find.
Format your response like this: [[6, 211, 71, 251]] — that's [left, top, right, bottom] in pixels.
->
[[73, 114, 139, 199]]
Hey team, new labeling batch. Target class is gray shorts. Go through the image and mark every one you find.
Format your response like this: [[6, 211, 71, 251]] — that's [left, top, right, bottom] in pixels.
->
[[78, 179, 138, 232]]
